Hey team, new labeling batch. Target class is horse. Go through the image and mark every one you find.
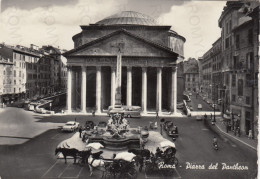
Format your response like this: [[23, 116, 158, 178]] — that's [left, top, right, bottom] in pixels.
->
[[128, 148, 151, 172], [55, 148, 79, 164], [78, 149, 92, 165], [88, 151, 106, 178]]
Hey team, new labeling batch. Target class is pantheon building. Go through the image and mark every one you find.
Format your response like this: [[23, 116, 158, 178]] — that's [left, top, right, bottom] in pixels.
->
[[63, 11, 185, 115]]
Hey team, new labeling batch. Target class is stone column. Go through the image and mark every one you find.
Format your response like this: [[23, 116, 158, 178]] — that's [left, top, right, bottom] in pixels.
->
[[156, 67, 162, 114], [171, 66, 177, 114], [96, 66, 101, 114], [81, 66, 87, 113], [67, 67, 72, 113], [127, 66, 132, 106], [111, 66, 116, 107], [142, 67, 147, 113]]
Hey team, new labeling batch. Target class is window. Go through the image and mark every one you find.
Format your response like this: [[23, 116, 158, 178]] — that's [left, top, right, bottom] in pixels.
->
[[246, 96, 250, 105], [225, 37, 230, 49], [225, 74, 229, 85], [14, 70, 16, 77], [245, 111, 251, 119], [246, 74, 251, 87], [233, 56, 239, 69], [238, 79, 243, 96], [14, 88, 16, 93], [246, 52, 254, 70], [3, 71, 5, 75], [235, 34, 240, 49], [229, 20, 232, 32], [19, 71, 21, 77], [248, 29, 253, 44], [232, 74, 236, 87], [232, 95, 236, 102]]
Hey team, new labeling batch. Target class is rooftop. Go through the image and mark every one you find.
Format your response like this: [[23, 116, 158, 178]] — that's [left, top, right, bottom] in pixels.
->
[[95, 11, 158, 26]]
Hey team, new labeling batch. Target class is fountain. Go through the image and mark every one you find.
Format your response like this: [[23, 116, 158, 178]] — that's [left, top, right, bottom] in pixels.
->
[[88, 112, 142, 150]]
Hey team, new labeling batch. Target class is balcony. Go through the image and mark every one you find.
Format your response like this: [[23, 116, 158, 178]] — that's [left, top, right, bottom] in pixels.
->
[[231, 62, 253, 73]]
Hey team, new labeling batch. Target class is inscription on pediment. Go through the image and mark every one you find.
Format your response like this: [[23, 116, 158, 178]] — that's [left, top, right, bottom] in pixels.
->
[[68, 57, 175, 67]]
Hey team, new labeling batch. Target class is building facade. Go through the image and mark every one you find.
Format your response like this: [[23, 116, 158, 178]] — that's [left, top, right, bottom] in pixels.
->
[[0, 44, 67, 103], [200, 49, 213, 100], [200, 2, 259, 138], [0, 54, 13, 105], [63, 11, 185, 114], [183, 58, 199, 92]]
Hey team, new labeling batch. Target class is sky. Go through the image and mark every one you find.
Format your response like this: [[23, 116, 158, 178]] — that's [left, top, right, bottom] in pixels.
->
[[0, 0, 226, 59]]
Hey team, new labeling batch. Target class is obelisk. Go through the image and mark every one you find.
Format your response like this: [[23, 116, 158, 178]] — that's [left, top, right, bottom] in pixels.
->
[[114, 51, 122, 108]]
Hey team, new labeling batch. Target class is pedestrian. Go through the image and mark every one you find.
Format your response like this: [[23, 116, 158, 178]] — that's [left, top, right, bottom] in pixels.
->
[[248, 130, 252, 139], [92, 110, 95, 117], [204, 114, 207, 120], [140, 136, 144, 149], [79, 126, 82, 138], [226, 125, 229, 133], [210, 113, 213, 120], [237, 127, 240, 137], [75, 117, 77, 122], [156, 111, 159, 120]]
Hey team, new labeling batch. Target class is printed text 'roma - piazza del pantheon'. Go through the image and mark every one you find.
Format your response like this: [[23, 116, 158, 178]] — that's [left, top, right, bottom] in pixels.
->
[[63, 11, 185, 115]]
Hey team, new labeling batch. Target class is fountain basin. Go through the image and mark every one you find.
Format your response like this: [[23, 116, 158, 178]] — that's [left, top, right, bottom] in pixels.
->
[[88, 128, 142, 150]]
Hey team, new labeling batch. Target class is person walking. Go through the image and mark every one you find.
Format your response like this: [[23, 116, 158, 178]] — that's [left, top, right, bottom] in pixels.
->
[[248, 130, 252, 139], [237, 127, 240, 137], [79, 126, 82, 138], [156, 111, 159, 120], [140, 136, 144, 149]]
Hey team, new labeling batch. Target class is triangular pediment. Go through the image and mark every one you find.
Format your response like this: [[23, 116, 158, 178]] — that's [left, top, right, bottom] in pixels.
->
[[64, 29, 178, 58]]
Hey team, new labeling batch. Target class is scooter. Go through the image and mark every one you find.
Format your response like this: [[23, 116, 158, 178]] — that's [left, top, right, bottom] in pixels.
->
[[213, 142, 218, 150]]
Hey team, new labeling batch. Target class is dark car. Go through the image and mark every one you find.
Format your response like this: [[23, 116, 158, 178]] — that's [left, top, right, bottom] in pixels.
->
[[163, 121, 174, 131], [85, 121, 95, 130], [167, 126, 179, 138]]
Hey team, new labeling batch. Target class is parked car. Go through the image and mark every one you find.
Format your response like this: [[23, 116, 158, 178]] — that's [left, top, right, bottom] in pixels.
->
[[196, 115, 203, 121], [124, 107, 141, 118], [107, 105, 141, 118], [198, 104, 202, 110], [85, 121, 95, 130], [62, 121, 79, 132], [211, 104, 217, 108], [167, 126, 179, 138]]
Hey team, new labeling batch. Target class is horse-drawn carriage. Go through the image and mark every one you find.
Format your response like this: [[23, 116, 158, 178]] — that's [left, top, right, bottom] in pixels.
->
[[103, 158, 137, 179], [145, 141, 178, 177]]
